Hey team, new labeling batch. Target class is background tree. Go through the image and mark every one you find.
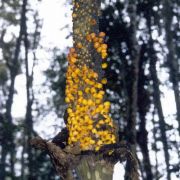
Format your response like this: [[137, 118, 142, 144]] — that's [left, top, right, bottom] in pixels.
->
[[0, 0, 58, 179]]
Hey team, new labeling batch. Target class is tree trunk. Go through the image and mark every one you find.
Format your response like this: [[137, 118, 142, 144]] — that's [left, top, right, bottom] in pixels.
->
[[22, 0, 36, 178], [148, 35, 171, 180], [70, 0, 115, 178], [125, 1, 140, 179], [163, 0, 180, 136], [2, 1, 26, 178], [137, 46, 153, 180], [1, 0, 29, 179], [145, 3, 171, 179], [151, 109, 160, 179], [76, 156, 114, 180]]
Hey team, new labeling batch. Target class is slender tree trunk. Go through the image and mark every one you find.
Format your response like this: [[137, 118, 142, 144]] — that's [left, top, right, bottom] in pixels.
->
[[152, 108, 160, 179], [21, 135, 25, 180], [163, 2, 180, 171], [0, 135, 6, 180], [125, 1, 140, 179], [2, 0, 29, 179], [24, 30, 35, 180], [4, 12, 24, 180], [137, 114, 153, 180], [5, 75, 16, 180], [163, 0, 180, 136], [144, 2, 171, 178], [22, 0, 35, 178], [148, 38, 171, 180], [137, 47, 153, 180]]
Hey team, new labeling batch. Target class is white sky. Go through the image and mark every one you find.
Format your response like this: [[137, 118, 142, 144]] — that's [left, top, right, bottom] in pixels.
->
[[11, 0, 178, 179]]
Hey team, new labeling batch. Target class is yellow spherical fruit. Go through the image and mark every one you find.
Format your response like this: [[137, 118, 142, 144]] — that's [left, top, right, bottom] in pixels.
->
[[90, 139, 95, 144], [87, 99, 93, 106], [85, 87, 90, 93], [85, 78, 90, 84], [71, 136, 76, 142], [96, 93, 103, 99], [70, 47, 75, 53], [105, 118, 110, 123], [101, 78, 107, 84], [72, 13, 77, 18], [101, 49, 107, 53], [93, 37, 99, 43], [75, 68, 80, 74], [86, 34, 91, 41], [65, 97, 70, 103], [82, 99, 88, 105], [90, 87, 96, 94], [94, 42, 100, 49], [99, 32, 106, 37], [78, 90, 83, 96], [97, 140, 103, 146], [72, 72, 77, 78], [90, 33, 96, 39], [101, 43, 108, 49], [88, 124, 93, 130], [89, 80, 95, 86], [102, 53, 108, 59], [96, 83, 103, 89], [73, 131, 78, 136], [99, 90, 105, 95], [97, 47, 102, 53], [93, 72, 98, 78], [98, 38, 104, 43], [108, 122, 113, 127], [104, 101, 111, 107], [67, 108, 73, 113], [95, 146, 100, 151], [92, 128, 97, 134], [95, 99, 102, 104], [99, 120, 104, 125], [77, 42, 83, 49], [77, 97, 83, 103], [102, 63, 108, 69], [72, 53, 78, 58]]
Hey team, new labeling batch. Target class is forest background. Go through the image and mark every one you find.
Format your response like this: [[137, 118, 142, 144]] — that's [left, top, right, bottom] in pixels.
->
[[0, 0, 179, 179]]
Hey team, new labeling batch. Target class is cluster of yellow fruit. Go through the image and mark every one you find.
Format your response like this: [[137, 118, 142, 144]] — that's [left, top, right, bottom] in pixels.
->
[[86, 32, 108, 60], [65, 32, 116, 151]]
